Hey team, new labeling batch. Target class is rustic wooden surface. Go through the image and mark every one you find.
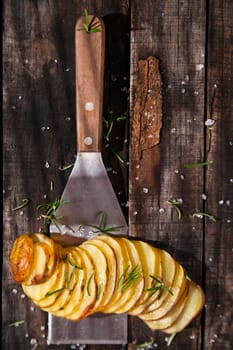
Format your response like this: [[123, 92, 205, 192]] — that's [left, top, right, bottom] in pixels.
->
[[3, 1, 233, 349]]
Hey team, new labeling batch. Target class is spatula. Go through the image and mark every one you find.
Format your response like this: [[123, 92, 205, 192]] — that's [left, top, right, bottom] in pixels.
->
[[48, 14, 128, 344]]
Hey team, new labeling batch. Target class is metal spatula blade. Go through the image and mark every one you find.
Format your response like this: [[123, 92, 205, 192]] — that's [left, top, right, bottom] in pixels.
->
[[48, 14, 128, 345]]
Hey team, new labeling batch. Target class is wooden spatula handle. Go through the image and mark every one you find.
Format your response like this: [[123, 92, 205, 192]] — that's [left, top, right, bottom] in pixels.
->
[[75, 15, 105, 152]]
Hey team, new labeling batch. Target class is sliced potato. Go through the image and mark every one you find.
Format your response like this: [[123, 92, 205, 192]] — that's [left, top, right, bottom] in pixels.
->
[[48, 248, 85, 317], [82, 238, 117, 310], [161, 281, 205, 334], [128, 240, 162, 316], [79, 242, 108, 315], [10, 234, 34, 283], [144, 283, 189, 330], [95, 235, 131, 311], [64, 247, 97, 321], [139, 262, 187, 321], [106, 237, 144, 314], [139, 248, 176, 317], [41, 258, 74, 313], [22, 260, 63, 303]]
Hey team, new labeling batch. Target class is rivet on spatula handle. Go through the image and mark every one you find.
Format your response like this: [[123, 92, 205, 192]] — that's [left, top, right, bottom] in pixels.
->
[[75, 15, 105, 152]]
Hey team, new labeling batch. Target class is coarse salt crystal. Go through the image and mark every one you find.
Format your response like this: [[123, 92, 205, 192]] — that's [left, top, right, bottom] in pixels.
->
[[196, 63, 204, 71], [45, 161, 50, 168], [202, 194, 207, 200], [12, 288, 18, 294], [205, 119, 215, 127], [143, 187, 149, 193], [218, 200, 224, 205]]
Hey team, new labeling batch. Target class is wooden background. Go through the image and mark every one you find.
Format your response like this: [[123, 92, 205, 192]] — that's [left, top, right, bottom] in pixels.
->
[[3, 1, 233, 349]]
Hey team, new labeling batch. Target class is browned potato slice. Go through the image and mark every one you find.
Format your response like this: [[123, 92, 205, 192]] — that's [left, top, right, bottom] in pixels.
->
[[10, 234, 34, 283], [47, 248, 85, 317], [161, 281, 205, 334], [41, 258, 75, 314], [78, 242, 108, 315], [105, 237, 144, 314], [144, 283, 189, 330], [94, 235, 130, 311], [139, 248, 176, 316], [128, 240, 162, 316], [139, 262, 188, 321], [81, 238, 117, 310], [22, 261, 63, 304], [64, 247, 97, 321]]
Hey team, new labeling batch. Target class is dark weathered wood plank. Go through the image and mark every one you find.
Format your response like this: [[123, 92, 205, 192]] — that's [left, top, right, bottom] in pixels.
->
[[204, 1, 233, 349], [3, 1, 129, 349], [129, 0, 206, 348]]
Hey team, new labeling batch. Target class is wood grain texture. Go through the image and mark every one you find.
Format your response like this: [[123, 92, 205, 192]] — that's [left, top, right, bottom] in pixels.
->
[[129, 0, 205, 348], [204, 1, 233, 349], [3, 1, 129, 350], [3, 0, 233, 349]]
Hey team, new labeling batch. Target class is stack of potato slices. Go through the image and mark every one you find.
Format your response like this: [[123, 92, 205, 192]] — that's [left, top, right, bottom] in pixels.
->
[[10, 233, 204, 334]]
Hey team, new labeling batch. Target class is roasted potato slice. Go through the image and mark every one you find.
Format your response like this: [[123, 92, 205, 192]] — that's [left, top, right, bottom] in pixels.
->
[[139, 248, 176, 316], [161, 281, 205, 334], [128, 240, 162, 316], [64, 247, 96, 321], [79, 242, 108, 315], [83, 238, 117, 310], [105, 237, 144, 314], [10, 234, 34, 283], [139, 262, 188, 321], [95, 235, 131, 311], [144, 283, 189, 330]]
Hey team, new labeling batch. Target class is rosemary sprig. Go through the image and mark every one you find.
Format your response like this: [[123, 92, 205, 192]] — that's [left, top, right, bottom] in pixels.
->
[[46, 263, 80, 297], [87, 273, 95, 296], [37, 197, 69, 234], [9, 320, 25, 327], [13, 198, 29, 211], [118, 265, 141, 292], [167, 199, 183, 220], [145, 275, 173, 298], [81, 9, 102, 33], [166, 333, 176, 347], [79, 211, 120, 235], [192, 211, 217, 222], [103, 114, 127, 164], [184, 160, 213, 169]]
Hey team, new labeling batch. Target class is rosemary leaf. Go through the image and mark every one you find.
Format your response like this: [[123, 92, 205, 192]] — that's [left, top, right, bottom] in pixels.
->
[[166, 333, 176, 347], [192, 212, 217, 222], [167, 199, 183, 220], [9, 320, 25, 327], [66, 256, 83, 270], [13, 198, 29, 211], [45, 287, 65, 297], [145, 275, 173, 298], [184, 160, 213, 169], [59, 163, 74, 171], [87, 273, 95, 296]]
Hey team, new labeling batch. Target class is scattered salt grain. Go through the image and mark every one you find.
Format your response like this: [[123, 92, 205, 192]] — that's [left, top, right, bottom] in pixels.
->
[[18, 95, 23, 100], [136, 164, 140, 169], [213, 83, 217, 88], [143, 187, 149, 193], [30, 338, 38, 350], [159, 208, 165, 214], [180, 174, 185, 180], [174, 169, 179, 174], [181, 88, 186, 94], [135, 177, 139, 181], [171, 128, 176, 134], [205, 119, 215, 127], [230, 178, 233, 183], [226, 200, 231, 206], [202, 194, 207, 200], [111, 75, 117, 82], [194, 90, 199, 95], [54, 58, 58, 64], [65, 68, 70, 72], [19, 211, 24, 216], [218, 200, 224, 205], [208, 257, 213, 262], [229, 141, 233, 146], [45, 161, 50, 169], [12, 288, 18, 295], [65, 116, 71, 121], [21, 294, 26, 299], [12, 105, 16, 110], [30, 305, 35, 311], [134, 211, 138, 216], [196, 64, 204, 71]]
